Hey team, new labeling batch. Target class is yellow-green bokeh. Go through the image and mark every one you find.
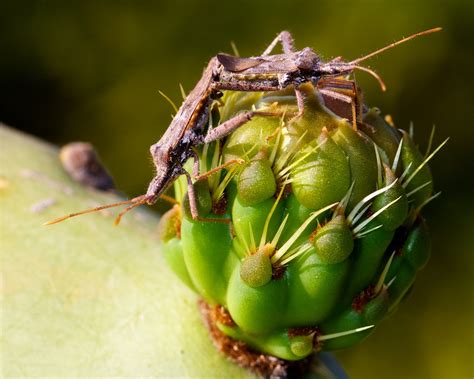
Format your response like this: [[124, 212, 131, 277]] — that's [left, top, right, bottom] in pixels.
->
[[1, 1, 472, 378]]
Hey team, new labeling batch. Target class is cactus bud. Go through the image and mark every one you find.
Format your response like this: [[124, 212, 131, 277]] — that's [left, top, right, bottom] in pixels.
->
[[237, 157, 276, 206], [159, 82, 443, 361], [312, 215, 354, 264], [372, 165, 408, 230], [240, 248, 273, 288]]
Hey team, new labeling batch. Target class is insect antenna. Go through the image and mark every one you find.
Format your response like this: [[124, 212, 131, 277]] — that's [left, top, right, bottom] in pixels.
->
[[350, 27, 442, 65], [44, 193, 166, 226], [44, 198, 141, 226], [113, 195, 150, 225], [336, 27, 441, 91], [350, 65, 387, 91]]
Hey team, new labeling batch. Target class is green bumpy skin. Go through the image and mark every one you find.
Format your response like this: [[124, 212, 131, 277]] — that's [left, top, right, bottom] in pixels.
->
[[157, 84, 438, 360]]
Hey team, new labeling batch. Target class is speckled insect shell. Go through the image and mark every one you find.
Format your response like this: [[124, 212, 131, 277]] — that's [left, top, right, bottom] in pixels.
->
[[158, 83, 443, 361]]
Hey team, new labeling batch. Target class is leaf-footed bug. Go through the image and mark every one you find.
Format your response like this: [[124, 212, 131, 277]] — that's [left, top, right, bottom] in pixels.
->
[[216, 27, 441, 127], [45, 27, 441, 226]]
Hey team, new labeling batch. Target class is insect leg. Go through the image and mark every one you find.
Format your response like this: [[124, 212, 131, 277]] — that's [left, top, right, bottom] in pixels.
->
[[183, 170, 199, 220], [183, 161, 233, 225], [204, 111, 278, 144], [194, 159, 244, 181], [294, 87, 306, 117], [318, 77, 361, 130], [189, 150, 243, 182], [319, 87, 357, 130], [262, 31, 295, 55], [190, 150, 201, 177], [261, 31, 307, 115]]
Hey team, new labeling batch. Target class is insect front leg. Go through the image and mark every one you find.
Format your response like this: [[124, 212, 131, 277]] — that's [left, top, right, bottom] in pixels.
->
[[318, 77, 362, 130], [182, 169, 199, 220], [194, 159, 244, 182], [188, 150, 243, 182], [190, 150, 200, 177], [183, 155, 233, 225], [293, 86, 306, 117]]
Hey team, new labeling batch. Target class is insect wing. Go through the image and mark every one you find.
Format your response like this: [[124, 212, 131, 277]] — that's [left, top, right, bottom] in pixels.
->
[[217, 53, 265, 72]]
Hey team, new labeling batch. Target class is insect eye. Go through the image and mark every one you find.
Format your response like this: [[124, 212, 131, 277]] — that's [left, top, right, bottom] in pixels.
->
[[212, 90, 223, 100]]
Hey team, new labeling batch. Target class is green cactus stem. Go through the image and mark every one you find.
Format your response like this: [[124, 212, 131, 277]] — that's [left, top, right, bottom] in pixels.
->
[[1, 125, 348, 378]]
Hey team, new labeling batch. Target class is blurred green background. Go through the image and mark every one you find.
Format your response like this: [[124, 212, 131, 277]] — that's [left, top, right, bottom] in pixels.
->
[[1, 1, 473, 378]]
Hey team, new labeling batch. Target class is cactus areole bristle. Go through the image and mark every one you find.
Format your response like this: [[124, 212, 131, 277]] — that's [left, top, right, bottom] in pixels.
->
[[158, 82, 443, 362]]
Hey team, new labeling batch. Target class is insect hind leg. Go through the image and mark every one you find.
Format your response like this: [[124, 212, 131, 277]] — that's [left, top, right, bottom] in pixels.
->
[[262, 31, 296, 55], [261, 31, 309, 116]]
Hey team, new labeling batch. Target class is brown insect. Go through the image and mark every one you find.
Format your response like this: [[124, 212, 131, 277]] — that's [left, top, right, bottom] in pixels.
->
[[46, 27, 441, 226]]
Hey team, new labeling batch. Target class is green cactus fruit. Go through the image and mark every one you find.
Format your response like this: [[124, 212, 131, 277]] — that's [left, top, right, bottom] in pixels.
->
[[237, 156, 277, 206], [227, 264, 288, 334], [182, 179, 213, 220], [362, 289, 390, 325], [400, 130, 434, 208], [372, 165, 408, 231], [385, 218, 432, 310], [285, 248, 350, 325], [232, 195, 285, 251], [332, 122, 378, 209], [290, 334, 315, 358], [159, 82, 444, 361], [181, 216, 234, 305], [240, 248, 273, 288], [361, 107, 401, 165], [320, 288, 389, 351], [387, 261, 417, 308], [222, 113, 280, 162], [404, 218, 431, 270], [291, 129, 351, 211], [312, 215, 354, 264], [341, 225, 394, 308]]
